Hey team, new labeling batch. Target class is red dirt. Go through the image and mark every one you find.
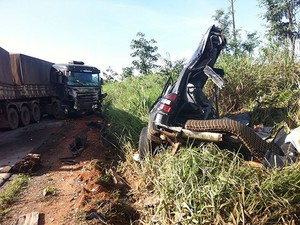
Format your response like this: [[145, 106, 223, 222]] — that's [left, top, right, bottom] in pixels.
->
[[2, 115, 139, 225]]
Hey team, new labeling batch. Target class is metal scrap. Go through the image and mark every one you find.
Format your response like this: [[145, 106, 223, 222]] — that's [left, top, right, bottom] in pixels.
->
[[86, 211, 107, 224], [70, 131, 87, 157], [13, 153, 41, 173]]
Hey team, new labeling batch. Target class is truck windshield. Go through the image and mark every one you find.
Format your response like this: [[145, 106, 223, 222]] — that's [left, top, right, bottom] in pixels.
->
[[67, 72, 99, 86]]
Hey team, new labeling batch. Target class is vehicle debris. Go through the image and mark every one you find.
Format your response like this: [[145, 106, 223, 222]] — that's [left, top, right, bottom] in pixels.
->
[[138, 25, 299, 168], [59, 157, 78, 165], [0, 172, 12, 187], [0, 165, 12, 173], [87, 120, 107, 131], [86, 211, 107, 224], [16, 212, 40, 225], [263, 127, 299, 168], [253, 124, 273, 140], [285, 126, 300, 152], [12, 153, 41, 173], [70, 131, 87, 157]]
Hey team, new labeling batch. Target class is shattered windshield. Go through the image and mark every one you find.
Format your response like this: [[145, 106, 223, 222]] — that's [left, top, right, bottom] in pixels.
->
[[67, 72, 99, 87]]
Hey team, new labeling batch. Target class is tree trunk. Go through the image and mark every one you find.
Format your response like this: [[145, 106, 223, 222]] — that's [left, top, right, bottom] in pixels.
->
[[230, 0, 237, 54]]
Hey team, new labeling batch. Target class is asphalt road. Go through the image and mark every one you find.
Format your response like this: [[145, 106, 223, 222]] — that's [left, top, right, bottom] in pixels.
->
[[0, 118, 64, 167]]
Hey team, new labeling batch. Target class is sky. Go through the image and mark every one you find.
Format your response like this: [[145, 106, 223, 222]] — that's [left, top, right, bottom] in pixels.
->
[[0, 0, 265, 75]]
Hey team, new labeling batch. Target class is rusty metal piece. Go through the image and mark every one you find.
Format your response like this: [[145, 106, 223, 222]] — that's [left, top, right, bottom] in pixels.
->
[[161, 133, 181, 155], [181, 129, 223, 142]]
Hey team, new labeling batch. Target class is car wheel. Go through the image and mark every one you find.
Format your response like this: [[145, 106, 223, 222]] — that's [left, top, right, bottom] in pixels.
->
[[138, 127, 156, 159]]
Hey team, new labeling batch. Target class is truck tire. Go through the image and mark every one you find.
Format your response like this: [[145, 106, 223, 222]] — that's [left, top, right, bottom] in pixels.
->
[[31, 103, 41, 122], [20, 106, 30, 126], [7, 107, 19, 130], [52, 101, 65, 119]]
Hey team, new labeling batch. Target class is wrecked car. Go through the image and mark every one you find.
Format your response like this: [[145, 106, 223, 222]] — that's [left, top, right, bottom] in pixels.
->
[[138, 25, 299, 167]]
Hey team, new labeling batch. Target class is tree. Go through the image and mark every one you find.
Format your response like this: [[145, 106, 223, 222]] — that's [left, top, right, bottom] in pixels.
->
[[212, 9, 236, 54], [260, 0, 300, 58], [120, 66, 134, 80], [159, 53, 186, 78], [130, 32, 160, 75], [241, 31, 261, 55], [212, 5, 260, 56], [230, 0, 238, 52], [103, 66, 118, 82]]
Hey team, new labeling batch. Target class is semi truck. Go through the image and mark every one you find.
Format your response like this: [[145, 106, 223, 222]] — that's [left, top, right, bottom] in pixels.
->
[[0, 47, 106, 129]]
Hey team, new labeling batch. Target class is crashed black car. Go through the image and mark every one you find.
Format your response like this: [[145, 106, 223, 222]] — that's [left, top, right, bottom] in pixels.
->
[[138, 25, 298, 167]]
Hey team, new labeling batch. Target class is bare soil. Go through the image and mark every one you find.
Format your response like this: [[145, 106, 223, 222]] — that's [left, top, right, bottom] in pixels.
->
[[2, 115, 139, 225]]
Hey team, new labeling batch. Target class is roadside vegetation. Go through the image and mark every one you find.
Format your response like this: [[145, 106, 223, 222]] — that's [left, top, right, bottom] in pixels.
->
[[0, 175, 29, 221], [102, 39, 300, 223]]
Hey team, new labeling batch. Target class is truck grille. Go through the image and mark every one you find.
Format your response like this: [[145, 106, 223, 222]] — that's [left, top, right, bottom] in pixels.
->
[[76, 91, 98, 109]]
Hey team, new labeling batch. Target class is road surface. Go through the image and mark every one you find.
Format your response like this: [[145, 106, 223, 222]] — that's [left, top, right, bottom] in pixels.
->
[[0, 119, 64, 167]]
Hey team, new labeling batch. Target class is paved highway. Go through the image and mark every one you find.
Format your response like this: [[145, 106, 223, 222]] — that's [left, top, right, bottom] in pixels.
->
[[0, 118, 64, 167]]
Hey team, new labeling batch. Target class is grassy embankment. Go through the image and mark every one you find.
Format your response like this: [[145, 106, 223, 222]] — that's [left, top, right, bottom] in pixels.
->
[[103, 49, 300, 224]]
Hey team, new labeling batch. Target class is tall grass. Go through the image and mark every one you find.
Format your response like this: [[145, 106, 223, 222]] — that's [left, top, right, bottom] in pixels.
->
[[217, 47, 300, 127], [103, 45, 300, 224], [136, 145, 300, 224], [103, 74, 168, 144]]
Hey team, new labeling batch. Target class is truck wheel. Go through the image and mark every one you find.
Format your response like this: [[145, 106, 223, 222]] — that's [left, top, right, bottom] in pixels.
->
[[52, 101, 65, 119], [20, 106, 30, 126], [138, 127, 156, 159], [31, 103, 41, 122], [7, 108, 19, 129]]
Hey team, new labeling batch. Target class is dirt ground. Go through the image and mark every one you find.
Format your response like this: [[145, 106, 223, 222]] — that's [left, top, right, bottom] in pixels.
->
[[1, 115, 139, 225]]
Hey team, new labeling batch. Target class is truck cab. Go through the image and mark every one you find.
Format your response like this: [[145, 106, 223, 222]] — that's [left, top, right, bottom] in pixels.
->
[[51, 61, 106, 115]]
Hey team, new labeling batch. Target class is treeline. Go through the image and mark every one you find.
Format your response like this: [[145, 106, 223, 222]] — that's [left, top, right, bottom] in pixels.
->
[[103, 0, 300, 83]]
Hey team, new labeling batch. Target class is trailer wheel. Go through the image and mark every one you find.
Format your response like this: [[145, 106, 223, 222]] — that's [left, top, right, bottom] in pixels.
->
[[20, 106, 30, 126], [31, 103, 41, 122], [7, 107, 19, 129]]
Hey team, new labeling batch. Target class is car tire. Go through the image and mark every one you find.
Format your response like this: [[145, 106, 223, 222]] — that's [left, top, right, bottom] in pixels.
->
[[138, 127, 155, 160]]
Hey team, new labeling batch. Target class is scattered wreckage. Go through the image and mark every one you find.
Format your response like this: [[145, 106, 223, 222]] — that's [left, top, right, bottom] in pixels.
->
[[138, 25, 300, 168]]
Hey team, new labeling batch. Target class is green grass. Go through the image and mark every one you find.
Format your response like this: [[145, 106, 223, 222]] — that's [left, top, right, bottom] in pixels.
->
[[142, 146, 300, 224], [103, 46, 300, 224], [102, 74, 168, 145], [217, 51, 300, 127], [0, 174, 29, 220]]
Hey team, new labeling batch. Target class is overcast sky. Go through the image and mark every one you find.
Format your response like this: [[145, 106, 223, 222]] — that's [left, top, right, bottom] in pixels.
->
[[0, 0, 264, 74]]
